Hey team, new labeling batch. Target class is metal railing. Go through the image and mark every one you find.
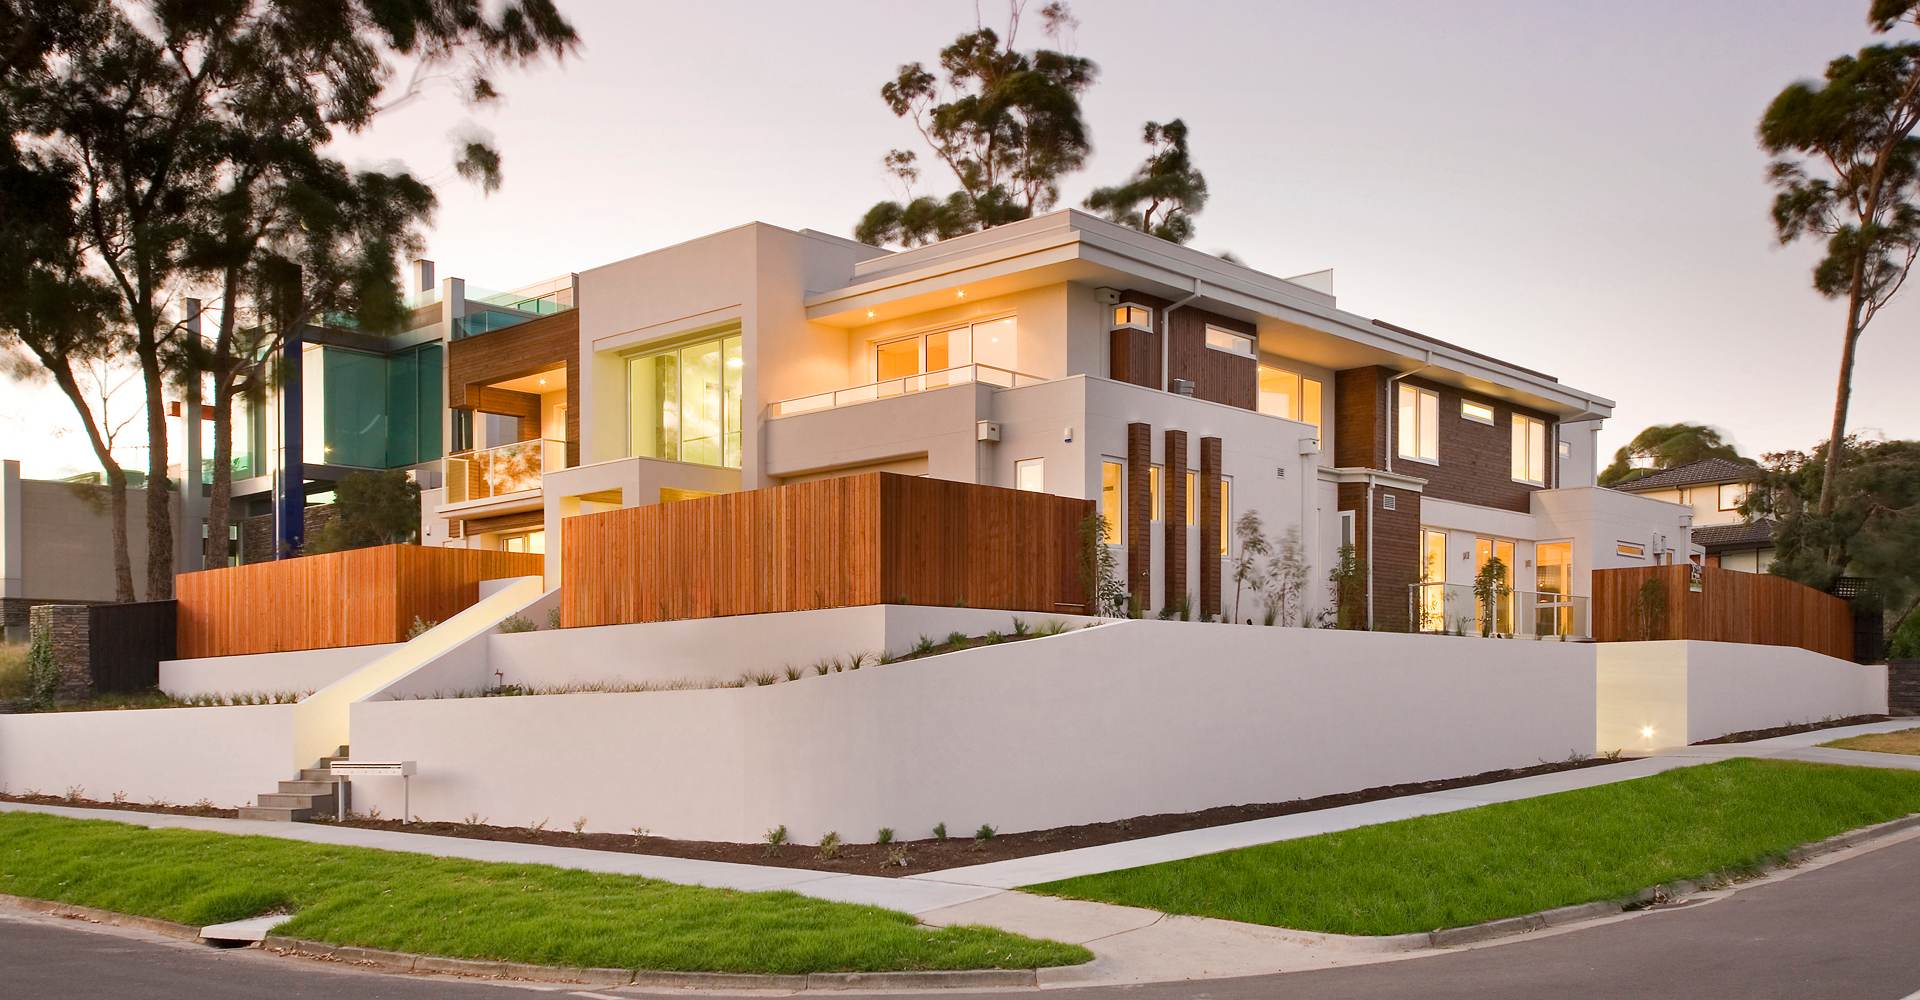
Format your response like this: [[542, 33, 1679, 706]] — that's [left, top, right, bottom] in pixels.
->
[[768, 363, 1047, 417], [444, 438, 566, 503], [1409, 581, 1590, 639]]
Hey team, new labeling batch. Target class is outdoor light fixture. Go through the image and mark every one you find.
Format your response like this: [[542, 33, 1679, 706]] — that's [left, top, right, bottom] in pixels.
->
[[866, 309, 875, 318], [956, 289, 966, 298], [1640, 725, 1656, 740]]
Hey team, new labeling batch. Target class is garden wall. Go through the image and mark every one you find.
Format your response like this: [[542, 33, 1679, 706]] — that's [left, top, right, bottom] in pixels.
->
[[0, 705, 293, 809], [159, 643, 400, 698], [1595, 640, 1887, 752], [347, 621, 1599, 843]]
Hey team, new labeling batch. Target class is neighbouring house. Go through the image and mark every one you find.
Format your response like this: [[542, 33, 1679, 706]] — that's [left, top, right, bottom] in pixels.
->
[[0, 460, 166, 642], [420, 211, 1694, 636], [1610, 457, 1773, 573]]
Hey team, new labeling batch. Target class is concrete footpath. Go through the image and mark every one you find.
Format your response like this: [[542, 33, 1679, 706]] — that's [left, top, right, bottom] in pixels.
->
[[5, 717, 1918, 987]]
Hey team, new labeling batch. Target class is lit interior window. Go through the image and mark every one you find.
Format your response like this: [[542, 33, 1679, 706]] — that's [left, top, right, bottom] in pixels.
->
[[1101, 461, 1123, 544], [1461, 399, 1495, 424], [1203, 325, 1255, 358], [1112, 304, 1153, 330]]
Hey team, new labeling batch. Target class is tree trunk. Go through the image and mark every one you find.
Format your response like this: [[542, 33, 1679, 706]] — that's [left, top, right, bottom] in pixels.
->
[[205, 380, 236, 568], [138, 335, 175, 600], [44, 364, 135, 602], [1817, 292, 1867, 521]]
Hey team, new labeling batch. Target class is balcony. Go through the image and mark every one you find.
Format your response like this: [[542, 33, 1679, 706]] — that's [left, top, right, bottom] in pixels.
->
[[768, 364, 1046, 418], [450, 283, 576, 340], [1410, 582, 1590, 639], [445, 439, 566, 504]]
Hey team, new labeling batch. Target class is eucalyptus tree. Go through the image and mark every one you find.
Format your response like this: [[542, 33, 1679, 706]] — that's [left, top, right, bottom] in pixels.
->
[[1084, 119, 1209, 244], [4, 0, 575, 591], [1759, 0, 1920, 520]]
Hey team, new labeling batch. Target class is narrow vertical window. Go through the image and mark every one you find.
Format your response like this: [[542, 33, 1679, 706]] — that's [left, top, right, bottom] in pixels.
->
[[1185, 471, 1197, 526], [1219, 479, 1231, 556], [1398, 384, 1439, 461], [1511, 414, 1547, 485], [1101, 460, 1123, 544], [1149, 464, 1163, 521]]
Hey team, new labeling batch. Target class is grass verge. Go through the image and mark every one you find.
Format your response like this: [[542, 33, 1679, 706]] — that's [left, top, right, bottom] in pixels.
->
[[1026, 759, 1920, 936], [1822, 727, 1920, 756], [0, 813, 1089, 973]]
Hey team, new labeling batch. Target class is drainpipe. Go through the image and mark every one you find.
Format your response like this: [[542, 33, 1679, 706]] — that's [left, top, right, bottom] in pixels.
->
[[1364, 477, 1376, 629], [1383, 351, 1435, 479], [1160, 279, 1204, 393]]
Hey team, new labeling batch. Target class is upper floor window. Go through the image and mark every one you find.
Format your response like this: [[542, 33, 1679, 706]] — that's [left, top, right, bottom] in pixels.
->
[[1257, 365, 1324, 438], [1015, 458, 1045, 493], [1397, 384, 1439, 463], [1718, 483, 1747, 511], [1203, 325, 1255, 359], [1461, 399, 1495, 425], [1511, 414, 1548, 485], [872, 316, 1018, 381], [1112, 304, 1153, 331], [626, 330, 743, 468]]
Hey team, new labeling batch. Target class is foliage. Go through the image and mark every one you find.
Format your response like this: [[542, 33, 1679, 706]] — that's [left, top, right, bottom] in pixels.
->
[[816, 831, 842, 860], [1746, 437, 1920, 635], [405, 616, 440, 641], [301, 471, 423, 554], [1759, 5, 1920, 516], [1633, 577, 1669, 642], [1893, 613, 1920, 659], [496, 614, 536, 634], [546, 608, 562, 630], [1084, 120, 1209, 243], [1078, 512, 1129, 617], [1263, 524, 1311, 627], [933, 822, 948, 841], [0, 644, 28, 701], [975, 824, 997, 842], [876, 827, 896, 845], [1472, 556, 1509, 638], [1328, 544, 1368, 630], [24, 624, 59, 708], [764, 824, 788, 848], [856, 2, 1094, 247], [1228, 509, 1271, 623], [1029, 759, 1920, 936], [0, 812, 1090, 972], [1598, 423, 1748, 487]]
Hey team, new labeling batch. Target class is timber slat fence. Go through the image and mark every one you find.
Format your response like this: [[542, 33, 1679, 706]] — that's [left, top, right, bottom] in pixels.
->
[[1592, 563, 1853, 660], [561, 472, 1092, 627], [175, 544, 545, 657]]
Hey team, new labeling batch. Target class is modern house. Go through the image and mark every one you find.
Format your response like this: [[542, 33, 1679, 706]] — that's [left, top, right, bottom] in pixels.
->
[[419, 211, 1694, 635], [1611, 457, 1773, 573]]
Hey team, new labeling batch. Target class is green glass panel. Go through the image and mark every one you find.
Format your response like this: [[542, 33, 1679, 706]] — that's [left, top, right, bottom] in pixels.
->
[[322, 347, 389, 468], [385, 348, 419, 467], [415, 344, 443, 463]]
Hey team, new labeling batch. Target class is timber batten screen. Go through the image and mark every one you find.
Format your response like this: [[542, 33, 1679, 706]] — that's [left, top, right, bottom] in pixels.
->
[[1591, 564, 1853, 661], [560, 473, 1093, 627], [175, 544, 544, 657]]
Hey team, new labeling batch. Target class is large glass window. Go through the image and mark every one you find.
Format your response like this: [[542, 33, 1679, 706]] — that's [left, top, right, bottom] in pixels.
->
[[869, 317, 1016, 381], [305, 343, 443, 469], [1101, 460, 1123, 544], [626, 330, 743, 468], [1511, 413, 1548, 485], [1419, 528, 1448, 631], [1536, 540, 1573, 636], [1397, 384, 1440, 462], [1257, 365, 1323, 438], [1474, 537, 1516, 634]]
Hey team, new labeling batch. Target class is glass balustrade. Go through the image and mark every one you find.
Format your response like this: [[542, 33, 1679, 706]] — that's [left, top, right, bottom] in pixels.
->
[[767, 364, 1046, 417], [443, 439, 566, 504], [1409, 581, 1590, 639]]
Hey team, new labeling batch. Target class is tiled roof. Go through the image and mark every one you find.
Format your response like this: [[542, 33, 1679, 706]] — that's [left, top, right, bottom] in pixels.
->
[[1612, 457, 1762, 492], [1692, 519, 1776, 551]]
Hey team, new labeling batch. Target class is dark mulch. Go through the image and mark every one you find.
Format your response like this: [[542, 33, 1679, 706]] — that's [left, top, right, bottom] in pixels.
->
[[1693, 715, 1890, 746], [0, 792, 238, 818], [304, 755, 1634, 878]]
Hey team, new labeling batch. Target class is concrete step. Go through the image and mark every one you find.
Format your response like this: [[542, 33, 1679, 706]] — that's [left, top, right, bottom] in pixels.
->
[[257, 792, 335, 810], [237, 805, 314, 822], [297, 768, 339, 782], [277, 780, 337, 795]]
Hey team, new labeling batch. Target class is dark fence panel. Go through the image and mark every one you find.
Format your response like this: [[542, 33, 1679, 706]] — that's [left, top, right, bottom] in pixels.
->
[[87, 600, 176, 693]]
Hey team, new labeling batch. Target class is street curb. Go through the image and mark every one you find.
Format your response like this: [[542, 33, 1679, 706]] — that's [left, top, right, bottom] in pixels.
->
[[0, 894, 203, 942], [262, 935, 1049, 990]]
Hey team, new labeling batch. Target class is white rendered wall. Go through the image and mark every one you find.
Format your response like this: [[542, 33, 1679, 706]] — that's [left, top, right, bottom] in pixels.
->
[[159, 643, 400, 698], [0, 705, 294, 808], [1596, 640, 1888, 752], [348, 621, 1598, 843], [484, 605, 1099, 691]]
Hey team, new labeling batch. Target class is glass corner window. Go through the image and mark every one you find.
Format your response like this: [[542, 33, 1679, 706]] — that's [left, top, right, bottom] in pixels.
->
[[1112, 304, 1153, 330], [626, 329, 744, 468]]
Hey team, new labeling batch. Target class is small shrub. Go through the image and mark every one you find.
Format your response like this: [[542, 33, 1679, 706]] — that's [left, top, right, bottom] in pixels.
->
[[784, 665, 804, 681], [405, 616, 439, 640], [974, 823, 996, 842], [813, 660, 832, 676], [109, 790, 128, 806], [913, 635, 935, 655], [192, 798, 216, 812], [24, 626, 58, 708], [572, 816, 588, 835], [546, 608, 563, 630], [743, 671, 779, 686], [817, 831, 842, 860], [845, 651, 869, 670], [886, 846, 912, 868], [528, 817, 550, 833], [498, 614, 537, 634], [461, 812, 487, 828], [765, 824, 789, 847], [1036, 619, 1069, 636], [1011, 617, 1030, 636], [878, 650, 900, 665], [932, 821, 948, 840], [631, 826, 649, 838], [365, 806, 382, 821], [983, 630, 1004, 644], [1602, 748, 1625, 761], [63, 785, 84, 803], [875, 826, 895, 845], [945, 631, 968, 647]]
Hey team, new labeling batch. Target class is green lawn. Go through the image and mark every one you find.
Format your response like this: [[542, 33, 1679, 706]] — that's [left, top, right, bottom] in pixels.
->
[[1027, 759, 1920, 936], [0, 813, 1088, 973]]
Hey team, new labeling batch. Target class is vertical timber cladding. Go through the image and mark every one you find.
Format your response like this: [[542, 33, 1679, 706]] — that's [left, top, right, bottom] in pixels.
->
[[446, 309, 582, 466], [1107, 291, 1259, 410], [1199, 437, 1223, 619], [1164, 430, 1190, 609], [1591, 564, 1853, 659], [1126, 423, 1153, 604], [560, 473, 1094, 627]]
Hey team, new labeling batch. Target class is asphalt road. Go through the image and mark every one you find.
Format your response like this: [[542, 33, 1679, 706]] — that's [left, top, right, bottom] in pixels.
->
[[7, 833, 1920, 1000]]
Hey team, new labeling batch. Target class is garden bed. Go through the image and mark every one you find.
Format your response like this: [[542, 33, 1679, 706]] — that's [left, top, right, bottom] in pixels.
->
[[1693, 714, 1888, 745], [308, 755, 1633, 877]]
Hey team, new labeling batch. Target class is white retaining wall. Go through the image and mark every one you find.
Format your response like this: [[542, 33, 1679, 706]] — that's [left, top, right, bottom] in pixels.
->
[[0, 705, 294, 808], [348, 621, 1599, 843], [159, 644, 399, 698], [1596, 640, 1888, 752]]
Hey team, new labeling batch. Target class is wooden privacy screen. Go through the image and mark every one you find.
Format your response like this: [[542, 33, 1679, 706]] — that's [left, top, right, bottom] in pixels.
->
[[175, 544, 545, 658], [561, 473, 1093, 627], [1591, 564, 1853, 661]]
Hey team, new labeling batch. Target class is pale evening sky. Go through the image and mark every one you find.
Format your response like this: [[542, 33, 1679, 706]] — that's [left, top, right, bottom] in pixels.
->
[[3, 0, 1915, 477]]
